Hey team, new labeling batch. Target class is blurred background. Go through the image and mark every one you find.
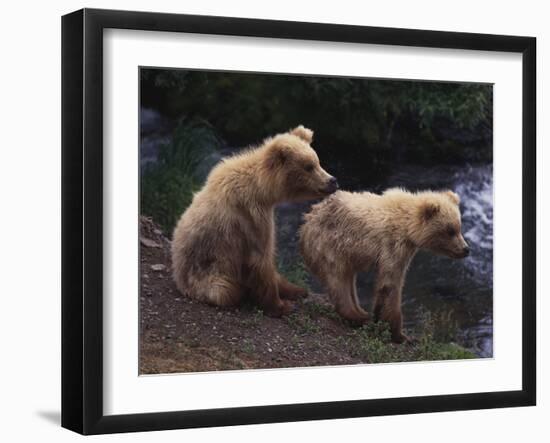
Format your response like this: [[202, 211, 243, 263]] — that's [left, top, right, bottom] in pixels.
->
[[139, 68, 493, 357]]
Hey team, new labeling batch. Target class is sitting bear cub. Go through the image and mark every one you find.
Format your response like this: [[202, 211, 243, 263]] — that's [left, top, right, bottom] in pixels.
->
[[172, 126, 338, 317], [299, 188, 469, 343]]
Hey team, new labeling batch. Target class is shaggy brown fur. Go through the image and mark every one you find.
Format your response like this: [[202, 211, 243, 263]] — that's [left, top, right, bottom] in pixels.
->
[[172, 126, 338, 317], [299, 188, 469, 343]]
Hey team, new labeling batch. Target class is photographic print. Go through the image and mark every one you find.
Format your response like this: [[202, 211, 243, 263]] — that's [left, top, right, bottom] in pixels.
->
[[138, 68, 493, 374], [62, 9, 535, 434]]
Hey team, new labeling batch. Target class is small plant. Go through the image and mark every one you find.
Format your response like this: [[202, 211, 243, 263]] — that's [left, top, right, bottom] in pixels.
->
[[278, 258, 309, 288], [304, 301, 341, 321], [341, 318, 476, 364], [241, 308, 264, 328], [241, 339, 255, 354], [414, 306, 462, 342], [346, 322, 402, 363], [285, 312, 320, 335], [431, 308, 460, 344]]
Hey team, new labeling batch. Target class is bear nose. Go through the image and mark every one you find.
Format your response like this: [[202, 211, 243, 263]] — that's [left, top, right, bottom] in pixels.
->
[[328, 176, 339, 191], [463, 244, 470, 256]]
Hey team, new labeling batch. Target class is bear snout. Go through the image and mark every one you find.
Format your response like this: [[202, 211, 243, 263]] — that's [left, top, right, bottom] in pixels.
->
[[454, 243, 470, 258], [323, 176, 339, 194]]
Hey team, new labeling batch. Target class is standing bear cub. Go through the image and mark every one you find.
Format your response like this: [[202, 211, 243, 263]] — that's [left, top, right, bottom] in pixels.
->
[[299, 188, 469, 343], [172, 126, 338, 317]]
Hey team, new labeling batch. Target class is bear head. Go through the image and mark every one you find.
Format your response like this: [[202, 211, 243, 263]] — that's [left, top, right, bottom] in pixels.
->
[[414, 190, 470, 259], [263, 125, 338, 202]]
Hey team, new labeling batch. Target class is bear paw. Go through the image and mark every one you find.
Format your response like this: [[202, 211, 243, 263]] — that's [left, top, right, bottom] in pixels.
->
[[280, 287, 309, 301], [263, 299, 296, 317]]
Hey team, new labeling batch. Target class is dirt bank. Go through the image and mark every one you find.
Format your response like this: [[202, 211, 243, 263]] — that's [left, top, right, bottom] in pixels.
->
[[139, 216, 475, 374]]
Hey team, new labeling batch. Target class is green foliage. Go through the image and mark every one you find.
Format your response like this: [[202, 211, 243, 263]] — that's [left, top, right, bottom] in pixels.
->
[[428, 343, 477, 360], [277, 258, 309, 288], [303, 301, 341, 321], [340, 319, 476, 364], [285, 311, 321, 335], [141, 69, 493, 186], [416, 307, 460, 344], [344, 322, 399, 363], [140, 118, 220, 233], [241, 339, 256, 354], [141, 168, 198, 235]]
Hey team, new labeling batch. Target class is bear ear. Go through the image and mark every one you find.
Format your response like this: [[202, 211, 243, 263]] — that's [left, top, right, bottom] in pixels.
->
[[290, 125, 314, 143], [444, 190, 460, 205], [420, 201, 440, 222]]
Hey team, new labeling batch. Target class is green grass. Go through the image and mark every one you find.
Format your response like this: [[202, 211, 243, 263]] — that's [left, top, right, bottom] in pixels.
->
[[303, 300, 341, 322], [341, 319, 476, 364], [141, 169, 201, 235], [141, 117, 220, 234], [419, 307, 460, 344], [278, 258, 309, 288], [285, 311, 321, 335]]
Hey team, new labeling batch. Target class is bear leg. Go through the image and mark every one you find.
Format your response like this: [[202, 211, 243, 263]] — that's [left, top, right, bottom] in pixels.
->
[[248, 266, 294, 317], [372, 283, 411, 344], [257, 284, 294, 317], [328, 275, 369, 325], [350, 273, 370, 319], [277, 273, 309, 300]]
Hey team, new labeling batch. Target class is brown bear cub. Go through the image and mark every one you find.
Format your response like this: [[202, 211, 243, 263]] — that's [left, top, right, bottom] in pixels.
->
[[299, 188, 469, 343], [172, 126, 338, 317]]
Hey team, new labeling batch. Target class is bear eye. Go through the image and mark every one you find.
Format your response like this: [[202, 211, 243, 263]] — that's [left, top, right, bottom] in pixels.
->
[[304, 164, 315, 173], [446, 226, 457, 237]]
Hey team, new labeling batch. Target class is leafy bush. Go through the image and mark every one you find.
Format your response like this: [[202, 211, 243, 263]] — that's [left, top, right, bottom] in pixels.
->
[[140, 118, 220, 233], [141, 69, 493, 187]]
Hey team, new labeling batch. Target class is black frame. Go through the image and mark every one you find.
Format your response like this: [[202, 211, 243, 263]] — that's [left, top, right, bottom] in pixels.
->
[[62, 8, 536, 435]]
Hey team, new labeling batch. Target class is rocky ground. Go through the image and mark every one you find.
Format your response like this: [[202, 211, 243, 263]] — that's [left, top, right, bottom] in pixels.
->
[[139, 216, 475, 374]]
